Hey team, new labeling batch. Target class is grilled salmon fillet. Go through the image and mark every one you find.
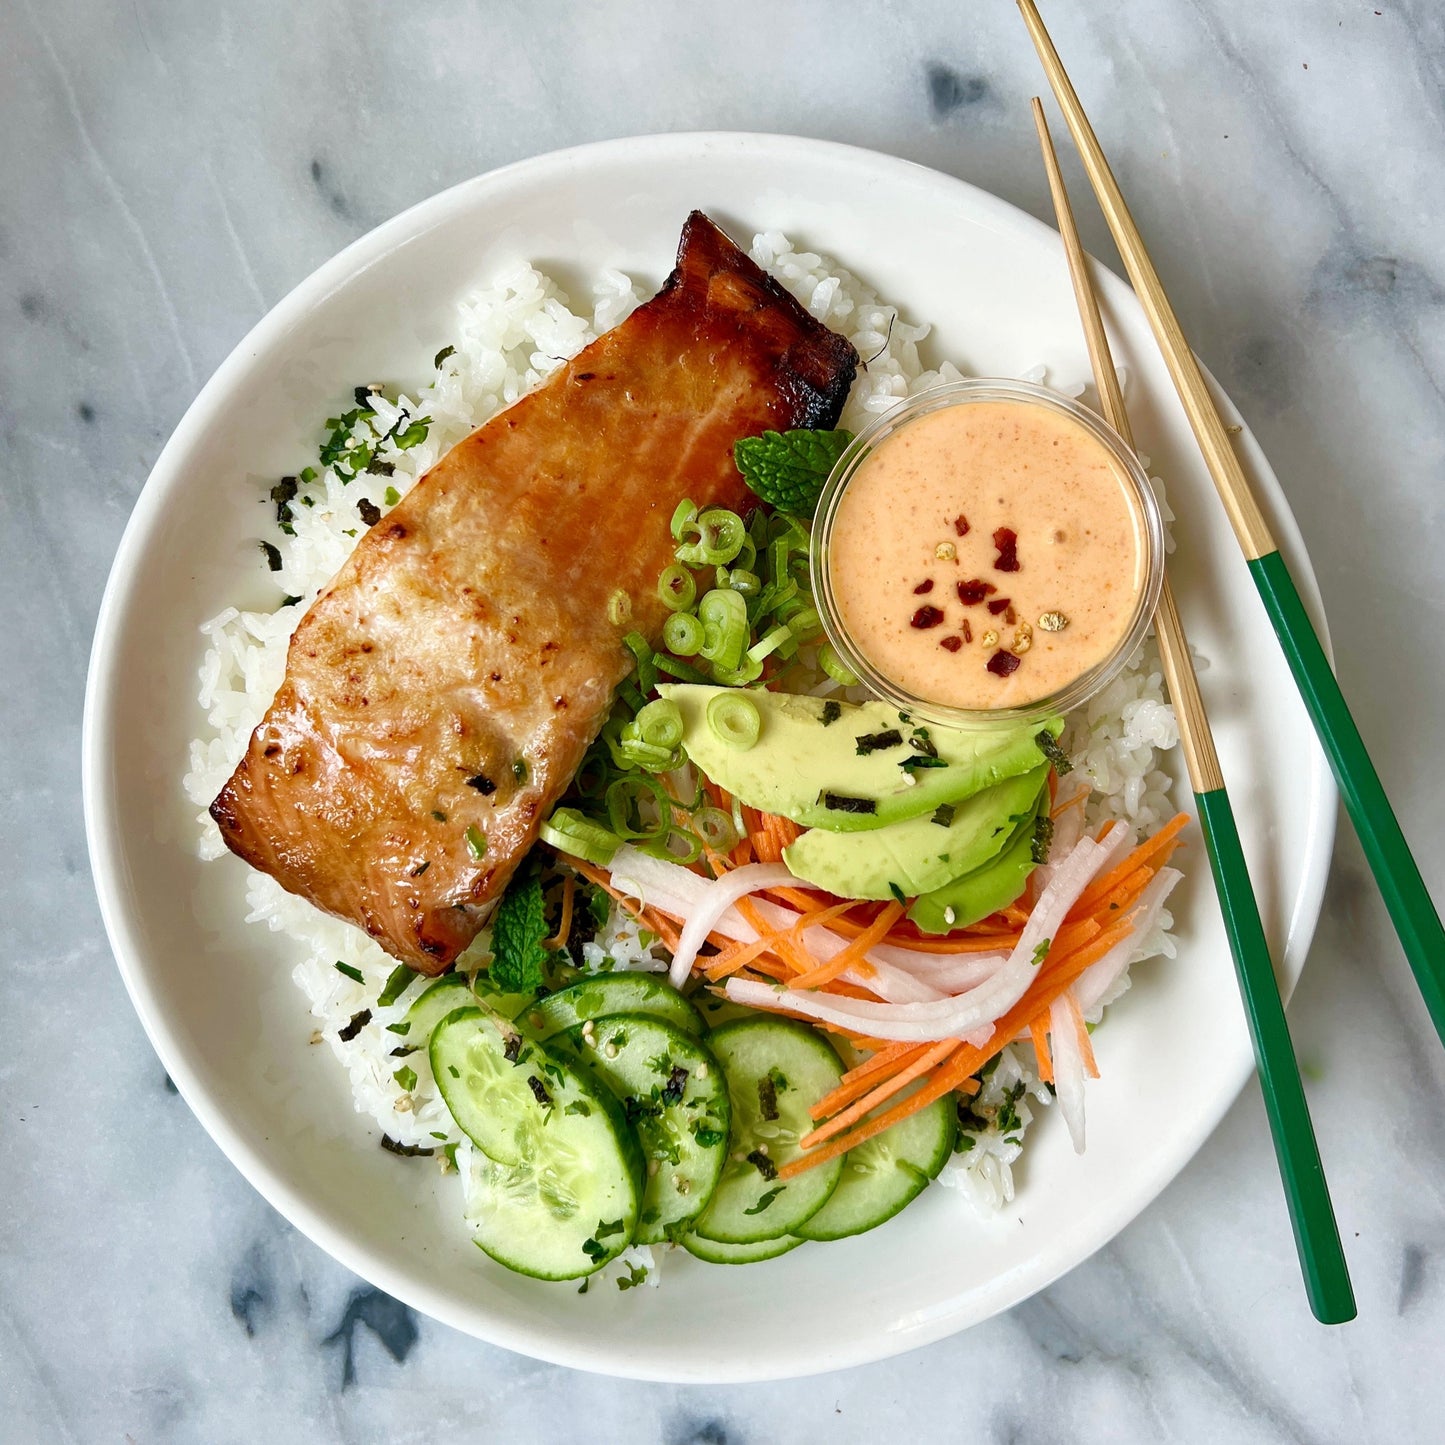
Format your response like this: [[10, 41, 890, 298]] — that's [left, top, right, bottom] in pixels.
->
[[211, 211, 858, 972]]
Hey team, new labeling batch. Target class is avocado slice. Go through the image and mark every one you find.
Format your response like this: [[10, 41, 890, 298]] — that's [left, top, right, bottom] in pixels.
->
[[783, 766, 1050, 901], [659, 684, 1061, 832], [908, 789, 1048, 933]]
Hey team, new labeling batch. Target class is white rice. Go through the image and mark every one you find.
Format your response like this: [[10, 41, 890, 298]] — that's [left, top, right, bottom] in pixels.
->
[[182, 232, 1178, 1226]]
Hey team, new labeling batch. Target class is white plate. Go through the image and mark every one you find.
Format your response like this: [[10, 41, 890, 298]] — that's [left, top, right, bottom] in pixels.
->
[[84, 133, 1335, 1382]]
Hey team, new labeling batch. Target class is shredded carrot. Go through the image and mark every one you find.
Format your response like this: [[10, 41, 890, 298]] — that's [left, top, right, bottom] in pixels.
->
[[808, 1042, 934, 1120], [1050, 787, 1090, 821], [838, 1041, 923, 1088], [541, 875, 576, 951], [703, 900, 854, 981], [789, 901, 903, 990], [1029, 1016, 1054, 1084], [1063, 989, 1099, 1079], [1071, 812, 1188, 919], [800, 1039, 961, 1150]]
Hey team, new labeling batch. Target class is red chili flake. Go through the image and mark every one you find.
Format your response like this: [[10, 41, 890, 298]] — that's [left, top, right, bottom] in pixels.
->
[[993, 528, 1020, 573], [910, 605, 945, 629], [957, 578, 997, 605], [912, 579, 935, 595], [986, 649, 1022, 677], [986, 597, 1011, 616], [953, 514, 970, 537], [939, 635, 963, 652], [1005, 605, 1017, 625], [962, 619, 973, 643]]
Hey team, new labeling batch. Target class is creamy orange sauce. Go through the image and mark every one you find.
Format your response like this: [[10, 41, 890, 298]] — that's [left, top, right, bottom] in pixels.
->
[[828, 400, 1148, 711]]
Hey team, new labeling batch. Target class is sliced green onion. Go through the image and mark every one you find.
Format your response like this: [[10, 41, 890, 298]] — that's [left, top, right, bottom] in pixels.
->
[[539, 807, 622, 866], [726, 568, 761, 597], [786, 606, 821, 642], [698, 588, 748, 670], [465, 824, 487, 861], [706, 692, 761, 750], [606, 775, 672, 841], [650, 827, 703, 866], [623, 630, 657, 693], [657, 564, 697, 613], [692, 806, 739, 852], [607, 589, 632, 626], [710, 655, 764, 686], [675, 508, 746, 566], [662, 611, 704, 657], [377, 964, 413, 1008], [819, 643, 859, 687], [670, 499, 699, 541], [747, 623, 793, 665], [654, 653, 711, 684], [635, 698, 684, 751]]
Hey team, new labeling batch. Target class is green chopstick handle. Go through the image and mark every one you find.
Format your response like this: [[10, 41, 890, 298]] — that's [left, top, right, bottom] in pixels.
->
[[1250, 549, 1445, 1046], [1196, 787, 1356, 1323]]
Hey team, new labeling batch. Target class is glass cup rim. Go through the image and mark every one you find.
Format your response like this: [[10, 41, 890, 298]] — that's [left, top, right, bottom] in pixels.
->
[[811, 377, 1166, 729]]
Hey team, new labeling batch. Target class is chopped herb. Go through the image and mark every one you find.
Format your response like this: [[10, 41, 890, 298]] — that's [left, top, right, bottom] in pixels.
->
[[931, 803, 956, 828], [377, 964, 413, 1008], [744, 1186, 784, 1215], [357, 497, 381, 527], [430, 1131, 448, 1141], [910, 727, 939, 758], [270, 475, 298, 533], [854, 727, 903, 755], [821, 792, 877, 816], [1032, 938, 1051, 968], [1031, 813, 1054, 865], [431, 809, 447, 822], [648, 1053, 673, 1076], [464, 824, 487, 861], [334, 961, 364, 983], [617, 1262, 649, 1291], [953, 1131, 976, 1154], [394, 416, 431, 450], [338, 1009, 370, 1041], [384, 485, 401, 506], [527, 1075, 553, 1108], [732, 427, 854, 516], [280, 594, 302, 607], [259, 540, 283, 572], [434, 345, 456, 368], [821, 700, 842, 726], [389, 1044, 416, 1059], [386, 1020, 411, 1037], [768, 1068, 789, 1093], [513, 758, 529, 784], [1035, 729, 1074, 776], [746, 1148, 778, 1180], [565, 1099, 592, 1117], [587, 886, 611, 928], [900, 753, 948, 772], [299, 466, 317, 484], [581, 1237, 607, 1263], [691, 1120, 726, 1148], [410, 860, 430, 877], [577, 1278, 589, 1295], [889, 882, 908, 906], [393, 1064, 418, 1092], [757, 1074, 779, 1121], [489, 867, 551, 994], [595, 1217, 626, 1239], [996, 1081, 1027, 1134], [447, 1064, 460, 1078], [466, 774, 496, 796], [379, 1135, 434, 1157]]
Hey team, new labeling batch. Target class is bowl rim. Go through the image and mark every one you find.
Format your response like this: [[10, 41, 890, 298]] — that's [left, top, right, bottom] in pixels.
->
[[82, 129, 1337, 1382]]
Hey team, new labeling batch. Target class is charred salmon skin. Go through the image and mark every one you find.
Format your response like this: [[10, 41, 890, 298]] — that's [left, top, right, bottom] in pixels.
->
[[211, 212, 857, 972]]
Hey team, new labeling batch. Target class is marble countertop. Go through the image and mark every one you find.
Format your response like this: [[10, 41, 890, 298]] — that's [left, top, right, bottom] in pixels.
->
[[5, 0, 1444, 1438]]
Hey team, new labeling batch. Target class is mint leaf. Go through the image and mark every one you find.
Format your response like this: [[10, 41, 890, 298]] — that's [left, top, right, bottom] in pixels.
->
[[489, 870, 550, 994], [733, 428, 853, 517]]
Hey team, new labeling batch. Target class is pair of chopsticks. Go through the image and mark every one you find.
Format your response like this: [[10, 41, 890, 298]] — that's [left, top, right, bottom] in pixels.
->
[[1014, 0, 1420, 1324]]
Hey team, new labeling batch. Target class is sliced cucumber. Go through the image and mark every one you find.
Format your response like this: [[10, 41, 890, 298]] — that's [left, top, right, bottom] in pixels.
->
[[682, 1231, 805, 1264], [795, 1087, 956, 1241], [559, 1013, 730, 1245], [693, 1018, 845, 1244], [394, 976, 474, 1045], [433, 1006, 643, 1279], [523, 973, 706, 1040]]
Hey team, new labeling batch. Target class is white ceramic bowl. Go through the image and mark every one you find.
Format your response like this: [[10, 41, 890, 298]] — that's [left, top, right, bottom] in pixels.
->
[[84, 133, 1335, 1382]]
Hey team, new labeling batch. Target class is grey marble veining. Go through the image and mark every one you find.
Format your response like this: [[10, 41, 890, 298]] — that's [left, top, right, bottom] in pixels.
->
[[3, 0, 1443, 1439]]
